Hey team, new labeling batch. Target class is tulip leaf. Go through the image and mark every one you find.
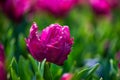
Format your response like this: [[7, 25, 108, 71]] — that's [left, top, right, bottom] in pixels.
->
[[40, 59, 46, 77], [86, 63, 100, 80], [18, 56, 33, 80], [36, 71, 44, 80], [72, 63, 99, 80], [9, 57, 18, 74], [28, 54, 38, 72], [110, 59, 117, 74], [6, 39, 15, 68], [29, 54, 43, 80], [10, 68, 20, 80], [51, 64, 63, 80], [43, 62, 53, 80], [72, 68, 90, 80], [7, 28, 13, 39], [18, 34, 26, 53]]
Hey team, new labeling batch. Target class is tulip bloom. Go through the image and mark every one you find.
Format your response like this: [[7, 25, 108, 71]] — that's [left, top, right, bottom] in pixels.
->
[[25, 22, 74, 65], [107, 0, 120, 9], [0, 44, 6, 80], [3, 0, 31, 21], [0, 44, 5, 63], [89, 0, 111, 15], [118, 62, 120, 69], [36, 0, 78, 17], [0, 62, 7, 80], [61, 73, 73, 80]]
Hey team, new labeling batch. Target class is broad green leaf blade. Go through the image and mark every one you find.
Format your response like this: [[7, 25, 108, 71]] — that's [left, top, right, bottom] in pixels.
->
[[9, 57, 18, 74], [10, 68, 20, 80], [43, 63, 53, 80], [18, 56, 33, 80], [6, 39, 15, 69], [28, 54, 38, 72], [36, 71, 44, 80], [18, 34, 26, 50], [28, 54, 43, 80], [72, 63, 99, 80], [110, 59, 117, 74], [72, 68, 90, 80], [86, 63, 100, 80]]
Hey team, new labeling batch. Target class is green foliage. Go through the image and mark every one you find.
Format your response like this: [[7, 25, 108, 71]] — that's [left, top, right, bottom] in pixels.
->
[[72, 63, 99, 80]]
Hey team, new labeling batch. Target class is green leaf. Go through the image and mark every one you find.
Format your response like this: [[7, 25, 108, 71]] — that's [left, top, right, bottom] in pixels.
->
[[43, 62, 53, 80], [110, 59, 117, 74], [18, 56, 33, 80], [72, 63, 99, 80], [51, 64, 63, 80], [9, 57, 18, 74], [86, 63, 100, 80], [28, 54, 43, 80], [28, 54, 38, 72], [36, 71, 43, 80], [40, 59, 46, 77], [72, 68, 90, 80], [109, 59, 118, 79], [10, 68, 20, 80], [7, 28, 13, 39], [6, 39, 15, 69], [18, 33, 26, 51]]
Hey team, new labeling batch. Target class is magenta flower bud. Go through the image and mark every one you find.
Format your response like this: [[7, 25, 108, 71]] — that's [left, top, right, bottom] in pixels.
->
[[3, 0, 31, 21], [89, 0, 111, 15], [0, 62, 7, 80], [60, 73, 73, 80], [25, 22, 74, 65], [36, 0, 78, 17], [0, 43, 5, 63]]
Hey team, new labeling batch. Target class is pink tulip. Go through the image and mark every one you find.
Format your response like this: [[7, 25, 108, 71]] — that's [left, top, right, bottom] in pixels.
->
[[89, 0, 111, 15], [0, 62, 7, 80], [36, 0, 78, 17], [3, 0, 31, 21], [25, 22, 74, 65], [0, 44, 6, 80], [107, 0, 120, 9]]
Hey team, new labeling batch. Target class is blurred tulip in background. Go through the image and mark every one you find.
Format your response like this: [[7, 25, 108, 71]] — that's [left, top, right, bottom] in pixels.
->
[[1, 0, 32, 21], [36, 0, 78, 17], [0, 43, 5, 63], [0, 44, 6, 80], [89, 0, 111, 15]]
